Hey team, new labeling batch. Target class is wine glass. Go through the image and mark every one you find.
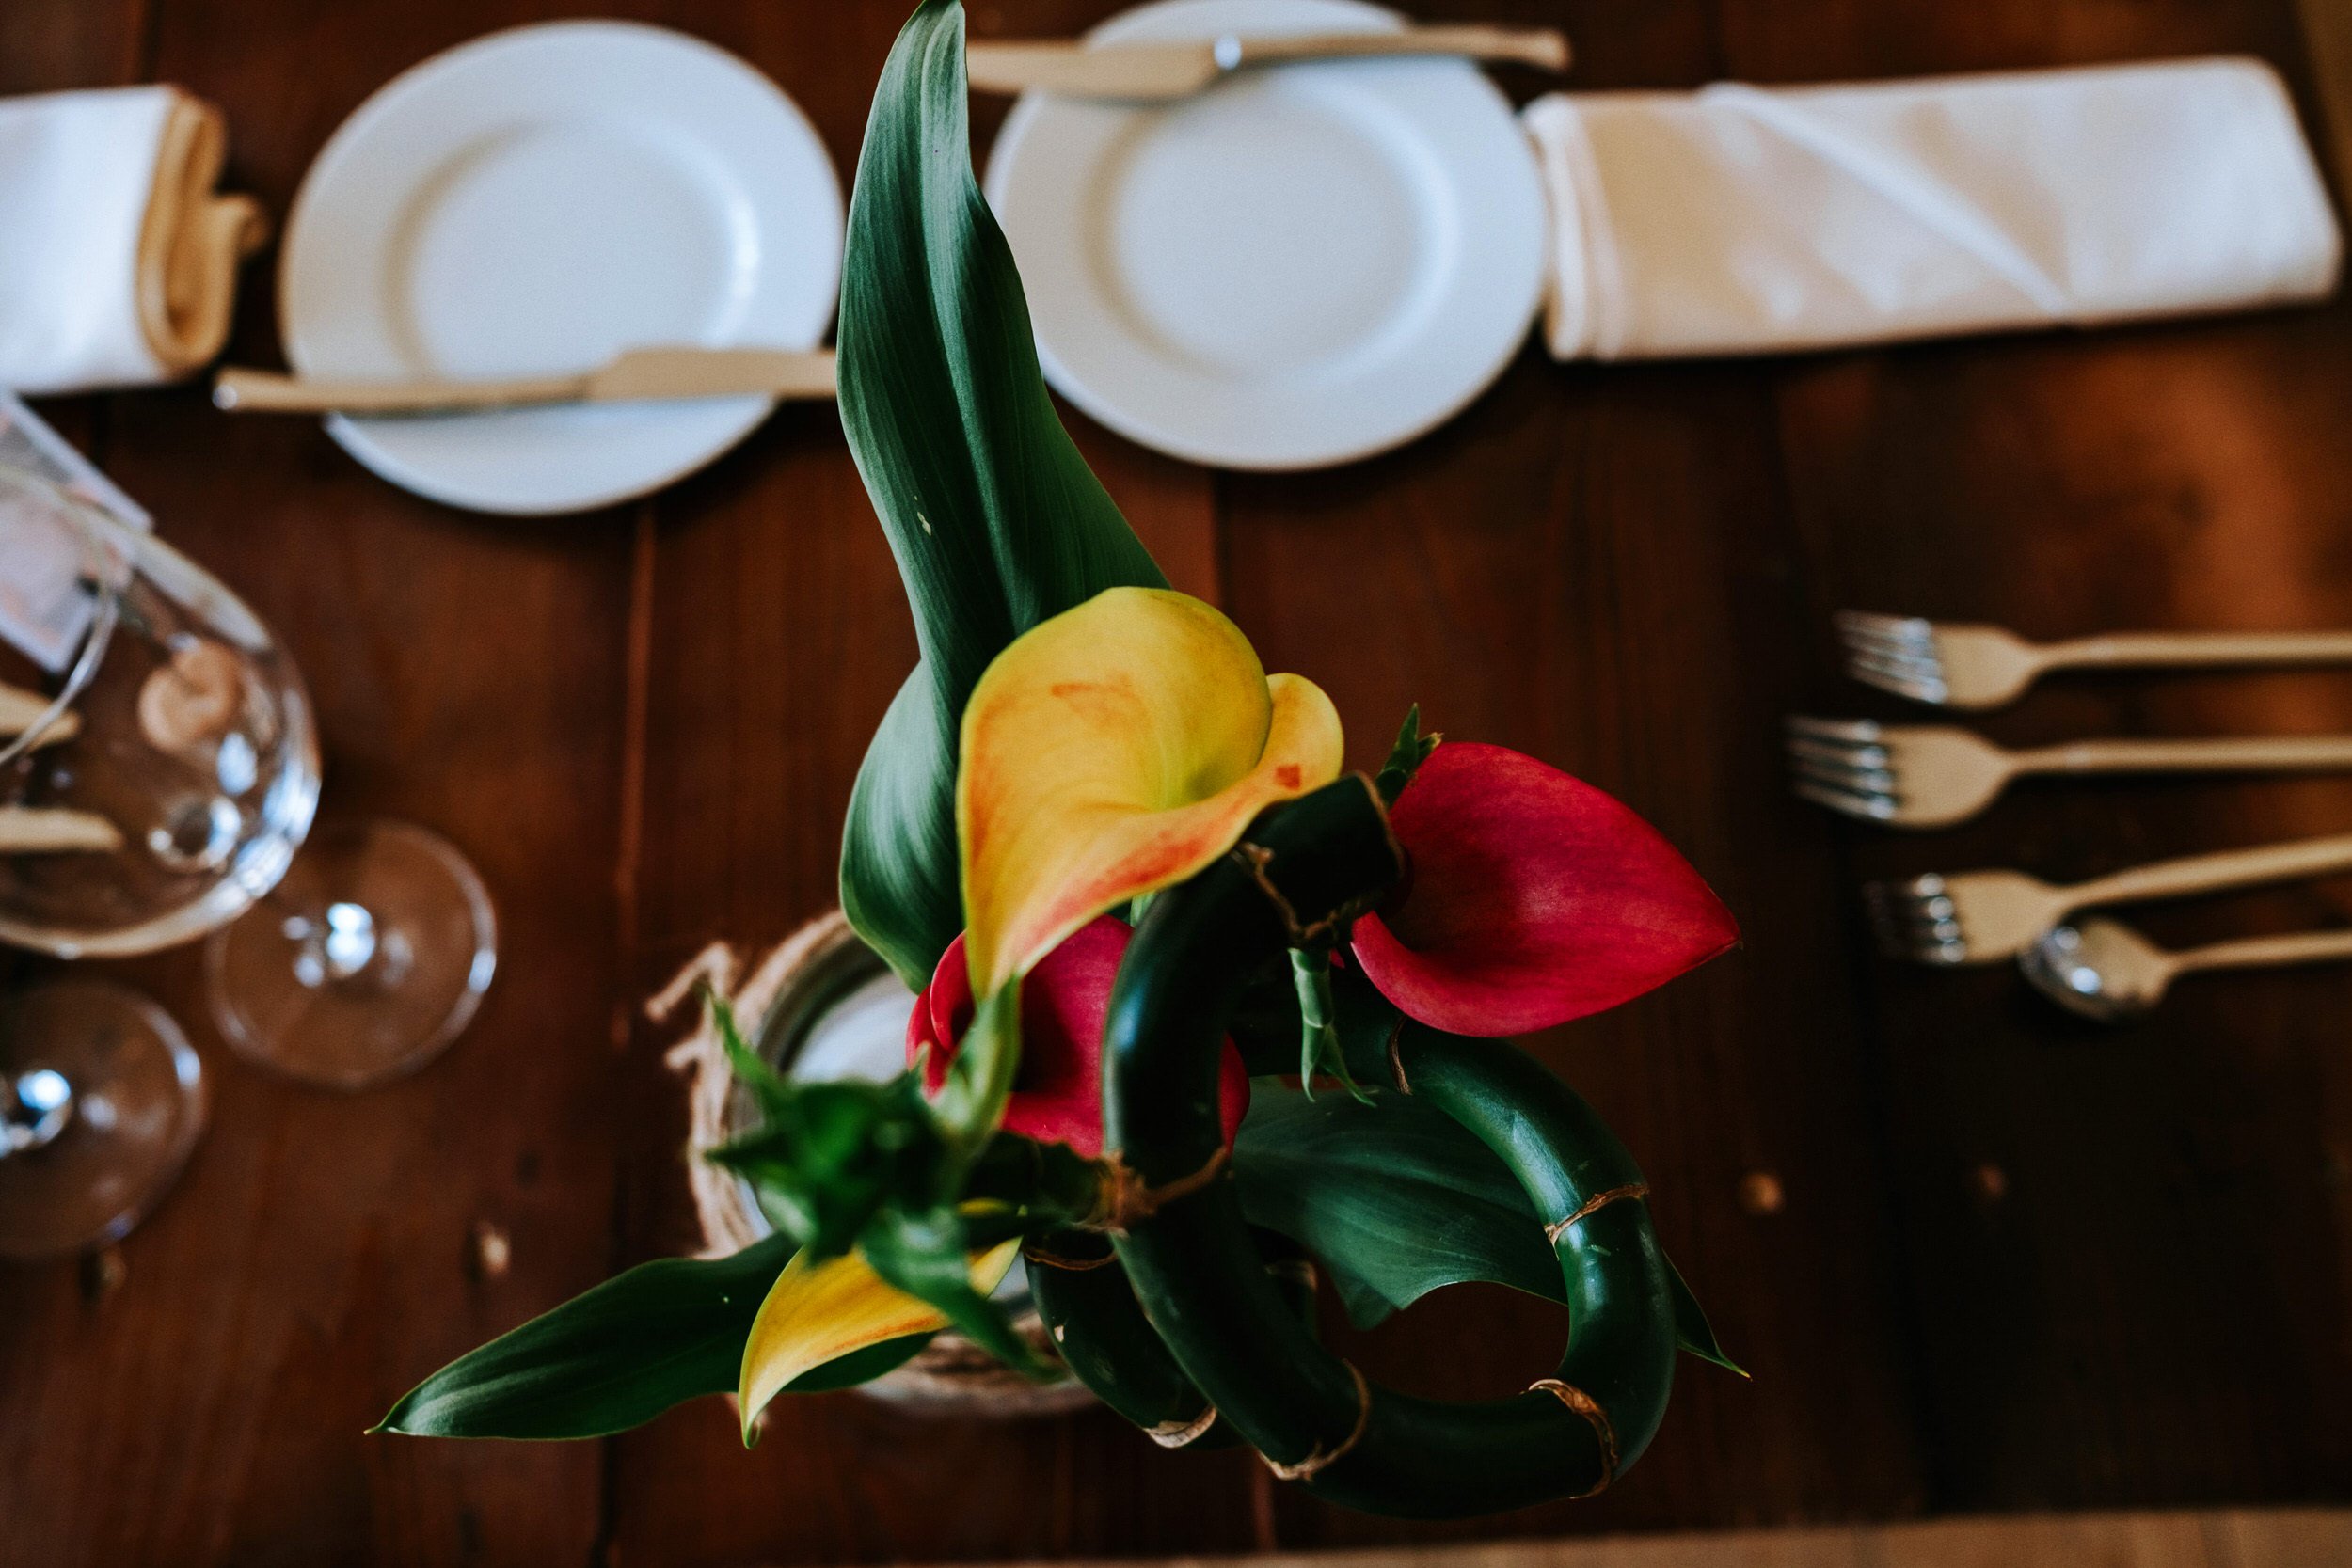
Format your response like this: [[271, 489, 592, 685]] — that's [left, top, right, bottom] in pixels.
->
[[0, 467, 495, 1259]]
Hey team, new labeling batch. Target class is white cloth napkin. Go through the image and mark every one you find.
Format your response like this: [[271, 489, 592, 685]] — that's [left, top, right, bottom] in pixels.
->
[[0, 86, 262, 394], [1523, 57, 2342, 360]]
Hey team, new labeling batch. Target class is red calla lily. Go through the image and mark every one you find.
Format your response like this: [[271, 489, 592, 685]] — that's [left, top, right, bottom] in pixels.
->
[[1350, 742, 1738, 1037], [909, 916, 1249, 1158]]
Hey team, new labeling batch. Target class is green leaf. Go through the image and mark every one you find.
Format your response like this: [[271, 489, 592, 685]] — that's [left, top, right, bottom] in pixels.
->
[[933, 980, 1024, 1156], [1665, 1254, 1748, 1377], [835, 0, 1166, 986], [1233, 1085, 1741, 1373], [706, 1066, 946, 1259], [1233, 1085, 1559, 1329], [374, 1234, 930, 1438], [860, 1204, 1054, 1380], [1375, 704, 1441, 807], [841, 667, 963, 989]]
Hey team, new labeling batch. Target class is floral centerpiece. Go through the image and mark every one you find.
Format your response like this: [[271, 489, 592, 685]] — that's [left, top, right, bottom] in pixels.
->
[[381, 1, 1741, 1517]]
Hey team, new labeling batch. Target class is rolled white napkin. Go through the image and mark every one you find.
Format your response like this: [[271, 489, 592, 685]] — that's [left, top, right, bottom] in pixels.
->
[[0, 85, 264, 394], [1523, 57, 2342, 360]]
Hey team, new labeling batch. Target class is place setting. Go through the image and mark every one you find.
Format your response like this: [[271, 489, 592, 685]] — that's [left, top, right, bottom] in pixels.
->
[[8, 1, 2333, 507], [5, 0, 2352, 1560], [1790, 612, 2352, 1020]]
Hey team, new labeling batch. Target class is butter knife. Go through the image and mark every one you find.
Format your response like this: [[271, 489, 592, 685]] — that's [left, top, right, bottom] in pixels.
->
[[213, 346, 837, 415], [965, 24, 1570, 99]]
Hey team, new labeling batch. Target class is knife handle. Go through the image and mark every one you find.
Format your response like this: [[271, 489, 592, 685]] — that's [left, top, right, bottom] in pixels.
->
[[214, 368, 586, 414], [1241, 25, 1571, 72]]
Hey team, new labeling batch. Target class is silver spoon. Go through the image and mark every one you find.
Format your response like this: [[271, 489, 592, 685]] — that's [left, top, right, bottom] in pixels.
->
[[2022, 916, 2352, 1021]]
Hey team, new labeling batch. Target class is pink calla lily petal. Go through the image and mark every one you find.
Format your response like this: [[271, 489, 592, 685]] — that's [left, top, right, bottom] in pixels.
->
[[909, 916, 1248, 1158], [1351, 742, 1737, 1037]]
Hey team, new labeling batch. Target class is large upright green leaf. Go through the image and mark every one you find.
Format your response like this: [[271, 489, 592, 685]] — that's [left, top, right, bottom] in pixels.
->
[[1232, 1085, 1743, 1374], [836, 0, 1166, 986], [376, 1233, 930, 1438]]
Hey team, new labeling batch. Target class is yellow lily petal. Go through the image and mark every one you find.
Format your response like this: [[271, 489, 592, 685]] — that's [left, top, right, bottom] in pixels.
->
[[957, 587, 1344, 995], [738, 1239, 1018, 1433]]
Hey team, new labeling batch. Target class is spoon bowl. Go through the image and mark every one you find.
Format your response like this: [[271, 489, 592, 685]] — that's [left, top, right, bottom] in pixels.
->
[[2021, 919, 2176, 1021]]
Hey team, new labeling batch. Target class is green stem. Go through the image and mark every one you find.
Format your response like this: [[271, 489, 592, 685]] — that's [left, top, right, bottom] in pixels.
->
[[1289, 950, 1367, 1101], [1101, 777, 1678, 1517]]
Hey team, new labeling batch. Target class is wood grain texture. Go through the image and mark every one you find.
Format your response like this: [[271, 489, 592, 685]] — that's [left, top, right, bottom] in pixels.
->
[[1058, 1509, 2352, 1568], [2, 0, 2350, 1562]]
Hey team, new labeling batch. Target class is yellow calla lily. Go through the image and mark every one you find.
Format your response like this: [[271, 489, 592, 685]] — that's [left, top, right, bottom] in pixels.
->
[[957, 587, 1344, 997], [738, 1239, 1019, 1436]]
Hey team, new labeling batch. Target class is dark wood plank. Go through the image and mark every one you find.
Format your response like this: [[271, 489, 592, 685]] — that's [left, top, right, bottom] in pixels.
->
[[0, 0, 637, 1561], [0, 0, 140, 94], [6, 0, 2351, 1559], [1719, 0, 2352, 1514]]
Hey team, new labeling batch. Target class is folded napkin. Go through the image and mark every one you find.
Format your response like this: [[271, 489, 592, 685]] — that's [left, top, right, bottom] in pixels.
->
[[0, 86, 266, 394], [1523, 57, 2342, 360]]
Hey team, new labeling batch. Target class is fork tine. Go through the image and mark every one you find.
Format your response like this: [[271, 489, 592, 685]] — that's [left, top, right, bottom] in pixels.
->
[[1792, 777, 1898, 821], [1844, 648, 1938, 681], [1833, 610, 1937, 644], [1786, 715, 1885, 742], [1842, 640, 1942, 679], [1844, 653, 1957, 700], [1791, 755, 1900, 795], [1843, 658, 1949, 706], [1863, 874, 1973, 962], [1836, 620, 1939, 658], [1786, 734, 1889, 768]]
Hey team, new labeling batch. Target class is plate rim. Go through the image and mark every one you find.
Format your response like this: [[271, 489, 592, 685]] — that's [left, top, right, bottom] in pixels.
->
[[983, 0, 1546, 471], [279, 17, 843, 516]]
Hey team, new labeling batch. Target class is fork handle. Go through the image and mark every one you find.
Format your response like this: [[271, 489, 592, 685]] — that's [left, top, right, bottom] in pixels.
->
[[2021, 736, 2352, 773], [2042, 631, 2352, 671], [2072, 832, 2352, 906], [2172, 927, 2352, 974]]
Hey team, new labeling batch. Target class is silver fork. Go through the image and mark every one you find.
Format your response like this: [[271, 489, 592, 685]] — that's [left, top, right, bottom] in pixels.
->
[[1863, 832, 2352, 964], [1835, 611, 2352, 711], [1786, 717, 2352, 828]]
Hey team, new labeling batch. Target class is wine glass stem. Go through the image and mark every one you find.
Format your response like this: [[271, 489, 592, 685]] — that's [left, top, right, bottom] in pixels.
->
[[3, 1069, 74, 1156], [291, 900, 407, 990]]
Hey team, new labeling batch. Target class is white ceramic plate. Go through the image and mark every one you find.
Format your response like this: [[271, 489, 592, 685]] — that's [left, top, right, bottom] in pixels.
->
[[281, 21, 842, 515], [984, 0, 1546, 471]]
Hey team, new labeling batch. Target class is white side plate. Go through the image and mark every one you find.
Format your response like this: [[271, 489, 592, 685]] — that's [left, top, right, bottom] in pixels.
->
[[984, 0, 1546, 471], [281, 21, 842, 515]]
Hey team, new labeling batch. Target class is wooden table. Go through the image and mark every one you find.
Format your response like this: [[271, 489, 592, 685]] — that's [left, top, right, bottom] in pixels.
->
[[6, 1, 2352, 1562]]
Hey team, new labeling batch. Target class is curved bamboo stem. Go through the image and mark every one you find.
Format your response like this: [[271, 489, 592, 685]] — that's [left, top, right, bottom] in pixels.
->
[[1097, 776, 1680, 1517]]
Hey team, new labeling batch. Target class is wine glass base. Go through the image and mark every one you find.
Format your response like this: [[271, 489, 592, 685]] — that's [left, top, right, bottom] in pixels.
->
[[0, 982, 206, 1260], [206, 820, 497, 1091]]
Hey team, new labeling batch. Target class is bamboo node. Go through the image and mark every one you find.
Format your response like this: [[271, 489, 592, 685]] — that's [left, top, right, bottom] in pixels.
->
[[1529, 1378, 1618, 1497], [1090, 1147, 1231, 1232], [1263, 1360, 1371, 1482], [1148, 1405, 1221, 1449], [1265, 1256, 1319, 1291], [1020, 1243, 1119, 1273], [1230, 842, 1308, 945], [1542, 1182, 1649, 1245]]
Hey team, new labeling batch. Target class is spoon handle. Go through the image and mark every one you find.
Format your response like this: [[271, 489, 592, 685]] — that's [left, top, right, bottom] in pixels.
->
[[2020, 736, 2352, 773], [2171, 927, 2352, 974], [2071, 832, 2352, 907]]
